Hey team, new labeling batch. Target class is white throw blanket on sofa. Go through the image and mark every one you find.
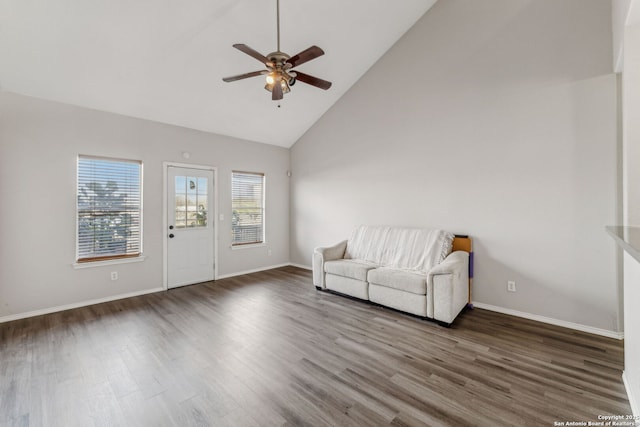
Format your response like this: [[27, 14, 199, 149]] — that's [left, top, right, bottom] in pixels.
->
[[344, 226, 454, 273]]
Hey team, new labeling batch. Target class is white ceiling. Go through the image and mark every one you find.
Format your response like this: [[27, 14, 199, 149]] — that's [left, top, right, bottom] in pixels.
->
[[0, 0, 437, 148]]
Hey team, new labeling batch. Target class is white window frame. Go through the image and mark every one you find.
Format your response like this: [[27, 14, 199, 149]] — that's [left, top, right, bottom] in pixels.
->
[[75, 155, 144, 265], [231, 171, 265, 247]]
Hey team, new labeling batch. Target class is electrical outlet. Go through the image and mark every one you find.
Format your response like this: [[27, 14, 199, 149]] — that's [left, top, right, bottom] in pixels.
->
[[507, 280, 516, 292], [111, 271, 118, 281], [267, 249, 272, 257]]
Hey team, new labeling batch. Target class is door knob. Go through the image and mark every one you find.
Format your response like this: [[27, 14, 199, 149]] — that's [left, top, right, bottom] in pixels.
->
[[169, 225, 174, 230], [169, 234, 175, 238]]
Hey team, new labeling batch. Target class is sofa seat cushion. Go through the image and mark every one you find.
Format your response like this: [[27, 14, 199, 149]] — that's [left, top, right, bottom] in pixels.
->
[[324, 259, 378, 281], [367, 267, 427, 295]]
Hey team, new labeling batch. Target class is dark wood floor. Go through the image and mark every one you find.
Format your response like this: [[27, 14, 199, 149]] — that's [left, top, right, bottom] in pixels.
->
[[0, 266, 632, 426]]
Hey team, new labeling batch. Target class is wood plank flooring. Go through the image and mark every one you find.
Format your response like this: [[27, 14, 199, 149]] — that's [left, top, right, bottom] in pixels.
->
[[0, 266, 632, 426]]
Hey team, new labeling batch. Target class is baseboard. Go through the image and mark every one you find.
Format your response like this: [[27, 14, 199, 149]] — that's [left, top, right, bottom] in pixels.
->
[[0, 287, 165, 324], [473, 302, 624, 340], [289, 263, 311, 271], [623, 371, 639, 418], [216, 263, 291, 280]]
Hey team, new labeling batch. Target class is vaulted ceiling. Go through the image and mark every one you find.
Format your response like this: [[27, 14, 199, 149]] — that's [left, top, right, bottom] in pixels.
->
[[0, 0, 437, 147]]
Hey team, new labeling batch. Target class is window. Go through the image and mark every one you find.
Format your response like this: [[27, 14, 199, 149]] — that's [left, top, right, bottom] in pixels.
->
[[173, 175, 208, 229], [77, 156, 142, 262], [231, 171, 265, 246]]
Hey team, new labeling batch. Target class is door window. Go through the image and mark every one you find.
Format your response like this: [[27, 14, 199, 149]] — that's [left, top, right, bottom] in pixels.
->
[[174, 176, 208, 228]]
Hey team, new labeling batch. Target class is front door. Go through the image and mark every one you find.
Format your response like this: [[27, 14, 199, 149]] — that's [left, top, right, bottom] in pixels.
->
[[167, 166, 215, 288]]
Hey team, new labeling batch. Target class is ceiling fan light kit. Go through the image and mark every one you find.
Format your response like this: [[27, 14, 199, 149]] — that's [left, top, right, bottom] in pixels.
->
[[222, 0, 331, 101]]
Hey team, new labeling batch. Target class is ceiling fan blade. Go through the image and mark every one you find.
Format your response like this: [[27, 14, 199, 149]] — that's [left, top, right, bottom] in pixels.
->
[[286, 46, 324, 68], [272, 78, 284, 101], [233, 44, 272, 66], [222, 70, 267, 82], [294, 71, 332, 90]]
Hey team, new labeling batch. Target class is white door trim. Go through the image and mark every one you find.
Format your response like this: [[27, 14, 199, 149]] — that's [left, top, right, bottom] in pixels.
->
[[162, 161, 218, 290]]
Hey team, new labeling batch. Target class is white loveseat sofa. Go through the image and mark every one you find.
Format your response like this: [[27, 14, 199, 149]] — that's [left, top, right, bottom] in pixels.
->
[[313, 226, 471, 325]]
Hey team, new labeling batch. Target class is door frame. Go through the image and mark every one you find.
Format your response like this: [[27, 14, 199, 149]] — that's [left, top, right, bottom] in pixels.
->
[[162, 161, 218, 290]]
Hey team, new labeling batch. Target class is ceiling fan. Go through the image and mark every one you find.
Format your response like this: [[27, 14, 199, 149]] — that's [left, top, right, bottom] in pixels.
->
[[222, 0, 331, 101]]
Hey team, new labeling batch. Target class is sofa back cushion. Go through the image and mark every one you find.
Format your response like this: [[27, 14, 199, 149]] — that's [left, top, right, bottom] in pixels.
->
[[344, 226, 454, 273]]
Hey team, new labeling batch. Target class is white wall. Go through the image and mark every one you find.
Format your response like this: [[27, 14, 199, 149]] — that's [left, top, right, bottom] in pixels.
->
[[621, 7, 640, 415], [613, 0, 633, 71], [623, 253, 640, 416], [290, 0, 620, 333], [624, 22, 640, 226], [0, 92, 290, 319]]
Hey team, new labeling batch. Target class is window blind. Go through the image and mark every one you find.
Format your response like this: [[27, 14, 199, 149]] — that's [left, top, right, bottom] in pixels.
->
[[231, 171, 265, 246], [77, 156, 142, 262]]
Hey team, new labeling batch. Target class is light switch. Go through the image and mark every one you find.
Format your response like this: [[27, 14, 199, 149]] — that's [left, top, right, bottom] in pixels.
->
[[219, 214, 224, 221]]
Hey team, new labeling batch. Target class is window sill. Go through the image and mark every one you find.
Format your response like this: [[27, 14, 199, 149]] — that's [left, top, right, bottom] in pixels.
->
[[231, 243, 266, 251], [72, 255, 147, 269]]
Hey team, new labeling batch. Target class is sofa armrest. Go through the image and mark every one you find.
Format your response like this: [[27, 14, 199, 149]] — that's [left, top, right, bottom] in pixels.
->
[[312, 240, 348, 288], [427, 251, 469, 324]]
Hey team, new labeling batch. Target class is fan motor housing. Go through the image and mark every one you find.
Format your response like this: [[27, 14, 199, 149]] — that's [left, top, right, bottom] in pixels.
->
[[267, 51, 291, 69]]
